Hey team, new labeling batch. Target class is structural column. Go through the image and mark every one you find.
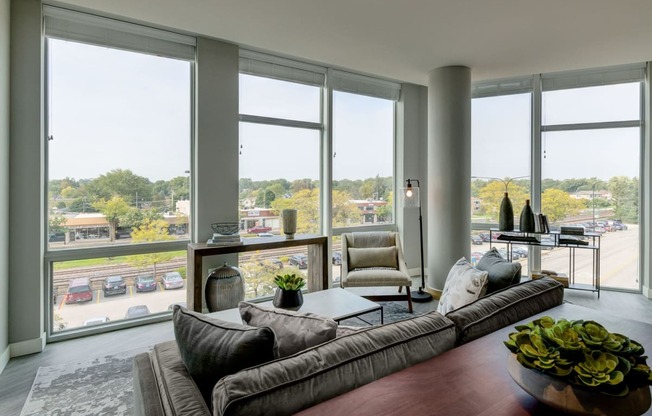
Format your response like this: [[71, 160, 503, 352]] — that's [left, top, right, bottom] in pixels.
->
[[427, 66, 471, 296]]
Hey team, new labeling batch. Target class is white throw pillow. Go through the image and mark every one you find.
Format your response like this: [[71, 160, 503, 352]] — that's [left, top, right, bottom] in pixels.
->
[[437, 258, 489, 314]]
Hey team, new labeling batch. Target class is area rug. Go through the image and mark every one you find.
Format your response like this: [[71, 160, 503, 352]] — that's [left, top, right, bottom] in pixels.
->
[[20, 347, 149, 416]]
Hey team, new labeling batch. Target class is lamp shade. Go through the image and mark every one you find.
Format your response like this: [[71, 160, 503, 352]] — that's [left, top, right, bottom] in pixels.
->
[[399, 185, 420, 208]]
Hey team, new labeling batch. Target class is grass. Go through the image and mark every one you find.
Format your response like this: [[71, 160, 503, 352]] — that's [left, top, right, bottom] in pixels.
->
[[53, 250, 187, 270]]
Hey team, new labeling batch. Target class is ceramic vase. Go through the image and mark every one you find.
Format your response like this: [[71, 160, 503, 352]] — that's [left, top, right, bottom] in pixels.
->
[[205, 262, 245, 312], [282, 209, 297, 239], [519, 199, 535, 233], [499, 192, 514, 231], [272, 288, 303, 310]]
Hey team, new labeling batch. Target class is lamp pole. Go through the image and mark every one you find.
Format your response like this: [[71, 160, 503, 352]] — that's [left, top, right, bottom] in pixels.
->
[[405, 179, 432, 302]]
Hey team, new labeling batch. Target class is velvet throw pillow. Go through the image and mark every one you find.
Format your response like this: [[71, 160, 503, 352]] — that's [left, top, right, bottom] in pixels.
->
[[476, 247, 522, 294], [172, 306, 277, 407], [347, 246, 398, 270], [239, 301, 338, 357], [437, 257, 488, 314]]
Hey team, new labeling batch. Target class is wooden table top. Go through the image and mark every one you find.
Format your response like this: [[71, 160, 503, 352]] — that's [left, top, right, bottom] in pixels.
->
[[208, 288, 381, 323], [297, 303, 652, 416]]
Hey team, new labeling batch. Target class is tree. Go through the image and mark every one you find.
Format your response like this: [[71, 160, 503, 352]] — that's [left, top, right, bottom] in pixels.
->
[[93, 196, 131, 241], [128, 219, 175, 277], [49, 213, 68, 234], [541, 188, 584, 224], [238, 253, 279, 298], [332, 190, 362, 226], [608, 176, 639, 222], [86, 169, 152, 205], [272, 189, 320, 233], [375, 191, 393, 223], [477, 180, 528, 222]]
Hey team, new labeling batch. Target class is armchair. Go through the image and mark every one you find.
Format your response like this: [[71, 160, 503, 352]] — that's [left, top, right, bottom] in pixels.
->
[[340, 232, 413, 313]]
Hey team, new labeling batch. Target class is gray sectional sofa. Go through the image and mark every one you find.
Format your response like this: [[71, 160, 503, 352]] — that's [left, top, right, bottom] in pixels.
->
[[133, 277, 564, 416]]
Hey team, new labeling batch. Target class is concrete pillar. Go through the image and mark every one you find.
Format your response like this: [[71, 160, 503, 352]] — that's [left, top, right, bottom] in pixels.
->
[[427, 66, 471, 296]]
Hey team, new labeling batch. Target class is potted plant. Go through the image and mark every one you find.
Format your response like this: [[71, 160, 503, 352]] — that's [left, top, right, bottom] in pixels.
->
[[272, 273, 306, 310], [504, 316, 652, 415]]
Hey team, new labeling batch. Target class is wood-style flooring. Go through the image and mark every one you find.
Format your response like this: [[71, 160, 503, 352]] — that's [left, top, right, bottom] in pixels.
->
[[0, 287, 650, 416]]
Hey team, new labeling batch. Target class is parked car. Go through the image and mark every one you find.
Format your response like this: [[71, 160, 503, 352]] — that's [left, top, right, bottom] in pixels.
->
[[125, 305, 151, 319], [102, 275, 127, 296], [470, 251, 484, 264], [65, 278, 93, 304], [332, 251, 342, 265], [471, 235, 483, 245], [162, 272, 184, 290], [135, 274, 157, 292], [478, 233, 491, 242], [289, 254, 308, 269], [512, 246, 528, 258], [248, 225, 272, 234], [83, 316, 110, 326]]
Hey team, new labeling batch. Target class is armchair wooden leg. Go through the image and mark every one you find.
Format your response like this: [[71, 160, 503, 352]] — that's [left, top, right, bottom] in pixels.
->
[[406, 287, 413, 313], [398, 286, 403, 293]]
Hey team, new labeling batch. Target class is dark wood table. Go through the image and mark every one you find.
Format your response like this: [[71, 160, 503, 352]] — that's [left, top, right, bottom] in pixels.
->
[[187, 234, 328, 312], [297, 303, 652, 416]]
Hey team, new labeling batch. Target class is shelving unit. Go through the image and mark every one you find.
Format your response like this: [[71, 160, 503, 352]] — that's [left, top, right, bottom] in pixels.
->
[[489, 229, 600, 297]]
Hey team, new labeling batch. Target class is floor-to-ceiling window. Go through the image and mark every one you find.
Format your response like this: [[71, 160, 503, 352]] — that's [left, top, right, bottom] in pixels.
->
[[471, 86, 531, 270], [541, 78, 642, 290], [44, 7, 193, 334]]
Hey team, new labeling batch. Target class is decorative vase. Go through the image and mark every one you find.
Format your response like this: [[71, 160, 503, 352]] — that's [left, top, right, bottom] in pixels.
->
[[519, 199, 535, 233], [507, 354, 652, 416], [205, 262, 245, 312], [282, 209, 297, 239], [272, 288, 303, 310], [499, 192, 514, 231]]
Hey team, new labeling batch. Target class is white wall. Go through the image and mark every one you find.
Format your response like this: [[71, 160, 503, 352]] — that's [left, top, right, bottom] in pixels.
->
[[0, 0, 11, 373]]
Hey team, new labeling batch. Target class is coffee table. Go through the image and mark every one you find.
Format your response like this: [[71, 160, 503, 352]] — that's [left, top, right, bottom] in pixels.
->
[[207, 288, 383, 324]]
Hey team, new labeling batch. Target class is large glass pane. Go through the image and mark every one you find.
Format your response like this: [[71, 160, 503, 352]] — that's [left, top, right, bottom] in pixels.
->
[[47, 39, 191, 250], [239, 74, 321, 122], [543, 83, 640, 125], [52, 251, 186, 332], [541, 128, 640, 290], [332, 91, 394, 227]]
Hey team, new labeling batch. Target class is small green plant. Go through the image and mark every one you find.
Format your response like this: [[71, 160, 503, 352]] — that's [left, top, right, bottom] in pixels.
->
[[273, 273, 306, 291], [504, 316, 652, 396]]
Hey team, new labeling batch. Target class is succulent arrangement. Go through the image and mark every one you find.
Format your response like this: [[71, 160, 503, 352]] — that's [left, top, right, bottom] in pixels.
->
[[504, 316, 652, 396], [273, 273, 306, 291]]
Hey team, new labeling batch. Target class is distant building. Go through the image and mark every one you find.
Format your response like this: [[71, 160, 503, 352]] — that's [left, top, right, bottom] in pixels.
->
[[351, 199, 388, 224], [570, 190, 612, 200]]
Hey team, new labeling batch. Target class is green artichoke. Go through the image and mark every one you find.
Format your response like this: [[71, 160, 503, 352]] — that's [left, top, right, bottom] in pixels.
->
[[573, 320, 610, 348]]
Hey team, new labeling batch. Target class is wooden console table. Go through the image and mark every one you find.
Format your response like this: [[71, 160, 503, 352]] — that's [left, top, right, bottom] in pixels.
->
[[187, 234, 328, 312]]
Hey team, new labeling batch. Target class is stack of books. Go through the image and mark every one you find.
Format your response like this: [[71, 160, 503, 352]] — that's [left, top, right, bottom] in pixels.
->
[[561, 226, 585, 235], [207, 233, 243, 246], [534, 213, 550, 233]]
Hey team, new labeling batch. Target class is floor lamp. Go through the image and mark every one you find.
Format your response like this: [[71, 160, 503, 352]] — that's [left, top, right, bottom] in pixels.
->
[[401, 179, 432, 302]]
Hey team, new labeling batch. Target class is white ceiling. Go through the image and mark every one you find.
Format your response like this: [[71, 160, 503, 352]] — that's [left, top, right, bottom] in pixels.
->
[[56, 0, 652, 85]]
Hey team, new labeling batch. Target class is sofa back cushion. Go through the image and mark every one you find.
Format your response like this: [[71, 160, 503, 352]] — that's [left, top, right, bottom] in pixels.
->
[[238, 301, 338, 357], [445, 277, 564, 345], [347, 246, 398, 270], [212, 311, 456, 416], [476, 247, 522, 294], [172, 306, 277, 407]]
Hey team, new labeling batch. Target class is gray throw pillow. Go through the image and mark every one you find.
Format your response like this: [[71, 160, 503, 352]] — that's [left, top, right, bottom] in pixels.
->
[[239, 301, 338, 357], [437, 257, 488, 314], [348, 246, 398, 269], [172, 305, 277, 407], [476, 247, 522, 294]]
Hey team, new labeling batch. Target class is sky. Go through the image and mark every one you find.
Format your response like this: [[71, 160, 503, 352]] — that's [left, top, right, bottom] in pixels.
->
[[48, 39, 640, 185]]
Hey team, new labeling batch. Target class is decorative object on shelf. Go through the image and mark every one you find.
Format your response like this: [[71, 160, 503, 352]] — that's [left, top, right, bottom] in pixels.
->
[[519, 199, 535, 232], [272, 273, 306, 310], [399, 178, 432, 302], [499, 192, 514, 231], [205, 262, 245, 312], [282, 209, 298, 239], [211, 222, 239, 235], [504, 316, 652, 416]]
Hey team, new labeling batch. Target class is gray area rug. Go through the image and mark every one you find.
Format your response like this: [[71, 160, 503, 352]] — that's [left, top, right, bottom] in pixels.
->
[[20, 347, 149, 416]]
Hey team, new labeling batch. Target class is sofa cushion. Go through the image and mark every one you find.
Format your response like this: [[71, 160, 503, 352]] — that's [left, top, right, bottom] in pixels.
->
[[212, 311, 456, 416], [476, 247, 522, 294], [347, 246, 398, 270], [172, 306, 277, 407], [238, 301, 338, 357], [437, 257, 488, 314], [445, 277, 564, 345]]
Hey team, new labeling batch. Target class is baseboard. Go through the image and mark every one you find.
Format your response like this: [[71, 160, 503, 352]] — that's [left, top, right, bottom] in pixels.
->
[[643, 284, 652, 299], [0, 344, 9, 375], [426, 284, 442, 300], [10, 332, 46, 358]]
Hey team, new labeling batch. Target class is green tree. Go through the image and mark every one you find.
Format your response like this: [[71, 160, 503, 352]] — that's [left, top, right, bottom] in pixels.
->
[[608, 176, 639, 222], [49, 213, 68, 234], [93, 196, 131, 241], [541, 188, 584, 224], [477, 180, 528, 222], [86, 169, 152, 205], [239, 253, 278, 298], [332, 190, 362, 226], [128, 219, 175, 277], [375, 191, 393, 222]]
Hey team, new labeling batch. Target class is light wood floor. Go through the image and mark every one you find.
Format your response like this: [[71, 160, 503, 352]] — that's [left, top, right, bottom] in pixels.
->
[[0, 287, 650, 416]]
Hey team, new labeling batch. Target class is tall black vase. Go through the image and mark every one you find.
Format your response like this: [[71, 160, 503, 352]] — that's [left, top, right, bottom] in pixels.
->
[[519, 199, 535, 232], [499, 192, 514, 231]]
